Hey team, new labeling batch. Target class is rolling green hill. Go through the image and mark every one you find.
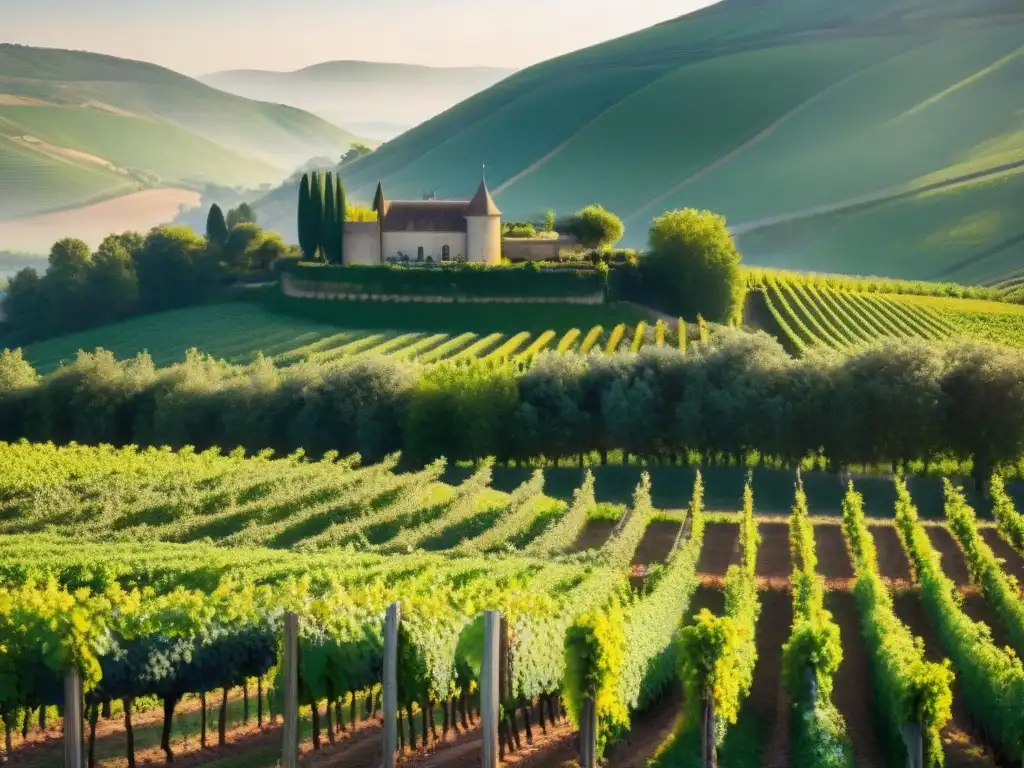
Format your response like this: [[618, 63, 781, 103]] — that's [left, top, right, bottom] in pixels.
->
[[250, 0, 1024, 283], [0, 44, 371, 220]]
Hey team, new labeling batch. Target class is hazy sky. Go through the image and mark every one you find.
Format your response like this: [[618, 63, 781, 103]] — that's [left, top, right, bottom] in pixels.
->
[[2, 0, 714, 75]]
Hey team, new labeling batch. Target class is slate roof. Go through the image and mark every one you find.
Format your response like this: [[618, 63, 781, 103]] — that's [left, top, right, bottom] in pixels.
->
[[381, 201, 469, 232], [465, 179, 501, 217]]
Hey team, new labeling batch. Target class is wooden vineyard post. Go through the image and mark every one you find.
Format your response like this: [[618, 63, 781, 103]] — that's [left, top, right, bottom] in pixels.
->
[[900, 723, 923, 768], [281, 612, 299, 768], [579, 696, 597, 768], [383, 602, 401, 768], [701, 694, 717, 768], [64, 667, 84, 768], [481, 611, 501, 768]]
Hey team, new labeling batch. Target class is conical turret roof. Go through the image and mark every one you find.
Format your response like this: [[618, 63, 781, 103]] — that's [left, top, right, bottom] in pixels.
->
[[465, 177, 501, 217]]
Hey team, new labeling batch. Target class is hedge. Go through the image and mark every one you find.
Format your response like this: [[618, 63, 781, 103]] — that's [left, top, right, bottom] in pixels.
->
[[281, 262, 607, 299]]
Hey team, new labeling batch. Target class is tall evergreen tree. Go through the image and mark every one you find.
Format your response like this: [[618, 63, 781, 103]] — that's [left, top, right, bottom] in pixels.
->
[[323, 171, 336, 263], [336, 176, 347, 265], [205, 204, 228, 248], [297, 174, 315, 260], [309, 171, 324, 261]]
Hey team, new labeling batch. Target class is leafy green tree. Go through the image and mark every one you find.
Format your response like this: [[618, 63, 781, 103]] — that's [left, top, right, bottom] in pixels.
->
[[205, 204, 228, 247], [0, 268, 44, 343], [339, 143, 373, 166], [225, 203, 256, 230], [544, 210, 556, 233], [89, 237, 139, 324], [133, 226, 216, 312], [322, 171, 337, 264], [297, 173, 316, 260], [645, 209, 743, 324], [347, 205, 378, 222], [566, 206, 624, 250], [223, 223, 263, 271], [250, 231, 291, 271]]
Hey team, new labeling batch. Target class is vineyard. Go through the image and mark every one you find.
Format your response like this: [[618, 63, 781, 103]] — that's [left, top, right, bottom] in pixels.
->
[[20, 302, 665, 374], [2, 442, 1024, 767], [748, 272, 1024, 352]]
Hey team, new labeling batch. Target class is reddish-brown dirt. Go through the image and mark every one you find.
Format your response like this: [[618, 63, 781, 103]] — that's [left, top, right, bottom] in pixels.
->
[[825, 590, 884, 768], [979, 528, 1024, 585], [696, 522, 740, 576], [926, 527, 972, 587], [631, 520, 683, 567], [871, 525, 913, 583], [960, 593, 1013, 651], [814, 524, 855, 580], [891, 590, 1000, 768], [567, 519, 616, 553], [752, 587, 792, 768], [755, 523, 791, 579]]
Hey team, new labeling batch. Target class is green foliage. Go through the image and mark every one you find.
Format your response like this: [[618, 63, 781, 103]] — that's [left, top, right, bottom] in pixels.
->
[[322, 171, 337, 264], [565, 206, 625, 250], [894, 479, 1024, 761], [991, 474, 1024, 555], [340, 143, 373, 167], [309, 172, 325, 261], [782, 479, 852, 767], [678, 476, 759, 744], [645, 209, 743, 325], [841, 484, 952, 767], [942, 480, 1024, 656], [563, 600, 630, 757], [525, 471, 596, 555], [297, 173, 316, 260], [225, 203, 256, 230], [617, 472, 706, 711], [282, 261, 607, 299], [205, 204, 229, 247]]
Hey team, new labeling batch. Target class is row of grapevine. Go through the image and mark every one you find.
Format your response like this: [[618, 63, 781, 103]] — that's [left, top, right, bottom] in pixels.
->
[[677, 477, 761, 756], [753, 273, 962, 352], [840, 485, 953, 767], [456, 469, 548, 553], [782, 480, 852, 767], [562, 472, 705, 756], [942, 481, 1024, 655], [991, 475, 1024, 555], [894, 480, 1024, 762]]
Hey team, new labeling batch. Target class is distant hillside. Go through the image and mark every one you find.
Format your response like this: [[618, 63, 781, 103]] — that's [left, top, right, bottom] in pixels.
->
[[201, 61, 514, 140], [252, 0, 1023, 284], [0, 45, 371, 222]]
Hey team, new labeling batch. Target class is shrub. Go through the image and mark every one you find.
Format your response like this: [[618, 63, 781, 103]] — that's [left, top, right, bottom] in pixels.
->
[[645, 208, 743, 324], [565, 206, 625, 250]]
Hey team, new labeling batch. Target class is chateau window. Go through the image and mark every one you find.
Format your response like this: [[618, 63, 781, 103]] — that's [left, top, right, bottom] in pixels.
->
[[442, 245, 450, 261], [417, 246, 425, 261]]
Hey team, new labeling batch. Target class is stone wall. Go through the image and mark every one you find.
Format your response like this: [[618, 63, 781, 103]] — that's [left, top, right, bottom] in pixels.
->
[[343, 221, 381, 265]]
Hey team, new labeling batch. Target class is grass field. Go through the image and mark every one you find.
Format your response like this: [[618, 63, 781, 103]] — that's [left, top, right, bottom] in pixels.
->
[[0, 44, 369, 225], [20, 300, 654, 373], [244, 0, 1022, 279]]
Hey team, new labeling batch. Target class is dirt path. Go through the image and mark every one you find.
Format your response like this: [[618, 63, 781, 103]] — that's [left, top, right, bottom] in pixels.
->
[[926, 527, 972, 587], [632, 520, 683, 567], [871, 525, 913, 584], [814, 523, 854, 580], [753, 587, 793, 768], [696, 522, 740, 576], [980, 528, 1024, 586], [755, 523, 791, 579], [826, 590, 885, 768], [566, 519, 616, 553], [891, 591, 1000, 768]]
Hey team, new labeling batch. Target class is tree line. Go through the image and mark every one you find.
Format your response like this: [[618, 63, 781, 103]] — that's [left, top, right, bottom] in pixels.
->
[[1, 330, 1021, 487], [297, 170, 347, 263], [0, 207, 293, 346]]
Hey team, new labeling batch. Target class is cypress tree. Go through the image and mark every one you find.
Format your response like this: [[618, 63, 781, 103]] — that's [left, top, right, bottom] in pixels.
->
[[323, 171, 336, 263], [297, 174, 315, 260], [309, 171, 324, 261], [336, 176, 347, 264], [205, 204, 228, 247]]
